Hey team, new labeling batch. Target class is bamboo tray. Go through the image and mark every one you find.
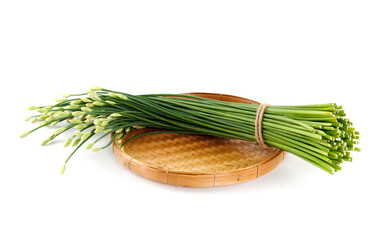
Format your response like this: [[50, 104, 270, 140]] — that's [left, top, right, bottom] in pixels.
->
[[112, 93, 286, 187]]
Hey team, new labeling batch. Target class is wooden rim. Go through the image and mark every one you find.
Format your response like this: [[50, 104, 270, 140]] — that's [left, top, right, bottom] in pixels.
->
[[112, 93, 286, 187]]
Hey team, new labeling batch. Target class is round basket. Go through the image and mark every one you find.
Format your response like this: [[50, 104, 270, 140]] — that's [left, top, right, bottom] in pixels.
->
[[112, 93, 286, 187]]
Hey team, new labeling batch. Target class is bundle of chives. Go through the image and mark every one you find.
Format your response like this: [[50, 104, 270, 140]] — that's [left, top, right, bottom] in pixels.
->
[[21, 87, 360, 174]]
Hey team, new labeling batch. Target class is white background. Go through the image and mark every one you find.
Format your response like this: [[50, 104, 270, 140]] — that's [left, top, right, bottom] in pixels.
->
[[1, 1, 391, 239]]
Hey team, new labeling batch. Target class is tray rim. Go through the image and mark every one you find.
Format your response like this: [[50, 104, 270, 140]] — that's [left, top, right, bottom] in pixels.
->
[[112, 92, 286, 187]]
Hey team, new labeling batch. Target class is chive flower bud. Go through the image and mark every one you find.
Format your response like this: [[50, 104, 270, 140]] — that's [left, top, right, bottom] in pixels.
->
[[110, 113, 122, 118], [81, 97, 93, 103], [74, 124, 88, 130], [101, 120, 109, 126], [116, 93, 127, 100], [41, 138, 51, 146], [69, 119, 84, 124], [49, 120, 60, 126], [64, 105, 77, 109], [85, 103, 94, 108], [71, 100, 82, 105], [20, 131, 30, 138], [104, 128, 113, 133], [93, 119, 101, 126], [37, 115, 49, 121], [60, 163, 66, 175], [36, 108, 48, 113], [30, 117, 38, 123], [85, 116, 96, 123], [85, 142, 94, 150], [62, 93, 72, 98], [81, 132, 91, 141], [88, 91, 101, 101], [23, 116, 32, 121], [93, 101, 105, 106], [94, 126, 104, 134], [81, 107, 92, 113], [105, 100, 117, 105], [63, 137, 73, 147], [72, 138, 81, 147], [53, 127, 67, 135], [27, 106, 38, 110], [45, 116, 55, 122], [115, 128, 124, 133], [74, 131, 83, 137], [89, 86, 102, 91], [54, 98, 64, 102], [72, 111, 84, 117], [55, 112, 70, 118]]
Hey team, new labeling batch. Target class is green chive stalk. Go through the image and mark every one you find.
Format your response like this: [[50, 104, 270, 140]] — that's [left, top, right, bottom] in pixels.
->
[[21, 87, 360, 174]]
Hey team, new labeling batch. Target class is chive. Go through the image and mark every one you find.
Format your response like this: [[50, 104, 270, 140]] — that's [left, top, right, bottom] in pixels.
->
[[22, 87, 360, 174]]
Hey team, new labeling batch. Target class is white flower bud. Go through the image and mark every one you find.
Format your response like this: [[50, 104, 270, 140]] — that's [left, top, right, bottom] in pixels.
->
[[74, 131, 83, 137], [115, 128, 124, 133], [23, 116, 33, 121], [88, 91, 101, 101], [104, 128, 113, 133], [93, 119, 99, 126], [94, 126, 104, 134], [60, 163, 66, 175], [81, 132, 91, 141], [62, 93, 72, 98], [72, 138, 81, 147], [105, 100, 117, 105], [41, 138, 51, 146], [64, 105, 78, 109], [101, 120, 109, 126], [85, 116, 96, 124], [93, 101, 105, 106], [49, 120, 60, 126], [89, 86, 102, 91], [71, 100, 82, 105], [81, 97, 92, 103], [37, 115, 49, 121], [85, 142, 94, 150], [69, 119, 84, 124], [30, 117, 38, 123], [72, 111, 84, 117], [63, 137, 73, 147], [36, 108, 47, 113], [20, 131, 30, 138], [54, 98, 64, 102], [27, 106, 38, 110], [45, 116, 55, 122], [55, 112, 70, 118], [81, 107, 93, 112], [74, 124, 88, 129], [116, 93, 127, 100], [110, 113, 122, 118], [53, 127, 67, 135]]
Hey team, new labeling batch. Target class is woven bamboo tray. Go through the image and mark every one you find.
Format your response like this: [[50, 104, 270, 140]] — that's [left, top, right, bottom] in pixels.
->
[[112, 93, 286, 187]]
